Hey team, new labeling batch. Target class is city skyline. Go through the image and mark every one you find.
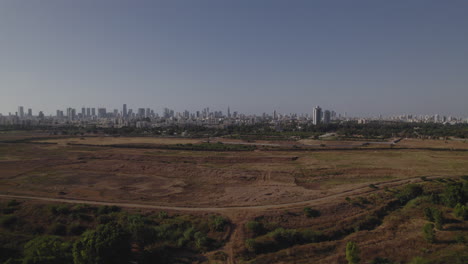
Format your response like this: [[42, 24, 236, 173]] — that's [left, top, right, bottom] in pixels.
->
[[1, 1, 468, 116]]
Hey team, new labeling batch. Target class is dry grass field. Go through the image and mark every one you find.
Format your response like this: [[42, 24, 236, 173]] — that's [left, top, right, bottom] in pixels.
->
[[1, 134, 467, 263], [35, 136, 202, 146]]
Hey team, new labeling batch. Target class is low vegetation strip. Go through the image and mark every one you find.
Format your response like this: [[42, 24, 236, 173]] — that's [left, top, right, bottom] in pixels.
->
[[66, 142, 257, 151]]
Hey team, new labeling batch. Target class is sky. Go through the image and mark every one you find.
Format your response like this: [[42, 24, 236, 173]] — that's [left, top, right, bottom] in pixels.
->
[[0, 0, 467, 117]]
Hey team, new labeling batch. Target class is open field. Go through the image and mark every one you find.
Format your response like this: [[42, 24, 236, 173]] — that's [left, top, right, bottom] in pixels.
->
[[1, 138, 468, 207], [34, 136, 202, 146], [1, 134, 467, 263]]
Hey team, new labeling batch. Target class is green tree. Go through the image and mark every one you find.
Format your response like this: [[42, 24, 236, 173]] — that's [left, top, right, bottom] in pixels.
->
[[245, 221, 264, 236], [423, 223, 435, 243], [22, 236, 72, 264], [73, 223, 131, 264], [346, 241, 360, 264], [442, 183, 466, 207], [454, 203, 468, 220], [396, 184, 423, 204], [432, 209, 444, 230], [303, 207, 321, 218]]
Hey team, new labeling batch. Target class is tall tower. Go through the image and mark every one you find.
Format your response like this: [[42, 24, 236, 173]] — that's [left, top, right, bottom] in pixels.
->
[[18, 106, 24, 118], [324, 110, 331, 124], [123, 104, 127, 117], [313, 106, 322, 125], [227, 106, 231, 118]]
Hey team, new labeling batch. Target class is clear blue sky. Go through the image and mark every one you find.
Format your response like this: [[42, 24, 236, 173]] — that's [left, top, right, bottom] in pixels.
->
[[1, 0, 467, 117]]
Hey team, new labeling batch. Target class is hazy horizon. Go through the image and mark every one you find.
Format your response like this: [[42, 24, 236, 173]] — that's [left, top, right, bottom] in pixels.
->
[[1, 1, 467, 117]]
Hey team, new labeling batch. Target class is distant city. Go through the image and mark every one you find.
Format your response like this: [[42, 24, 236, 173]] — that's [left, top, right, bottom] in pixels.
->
[[0, 105, 467, 128]]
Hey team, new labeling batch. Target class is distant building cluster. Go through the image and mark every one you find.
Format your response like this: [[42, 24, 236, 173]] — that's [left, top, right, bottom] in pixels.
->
[[0, 104, 466, 128]]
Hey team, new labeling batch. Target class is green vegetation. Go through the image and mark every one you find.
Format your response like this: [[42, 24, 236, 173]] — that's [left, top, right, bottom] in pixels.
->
[[23, 236, 72, 264], [346, 241, 360, 264], [0, 202, 230, 264], [423, 223, 435, 243], [303, 207, 321, 218]]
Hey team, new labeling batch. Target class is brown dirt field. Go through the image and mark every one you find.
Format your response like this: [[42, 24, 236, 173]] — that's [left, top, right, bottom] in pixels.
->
[[398, 138, 468, 149], [34, 136, 202, 146]]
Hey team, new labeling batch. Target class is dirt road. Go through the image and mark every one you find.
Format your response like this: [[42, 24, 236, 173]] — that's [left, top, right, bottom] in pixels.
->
[[0, 175, 452, 212]]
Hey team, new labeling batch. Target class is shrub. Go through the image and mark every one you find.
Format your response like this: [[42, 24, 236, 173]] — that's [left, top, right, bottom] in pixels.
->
[[212, 251, 228, 261], [303, 207, 321, 218], [23, 236, 72, 264], [371, 257, 394, 264], [245, 239, 258, 253], [0, 215, 18, 229], [396, 184, 423, 204], [454, 203, 468, 220], [455, 234, 466, 244], [442, 183, 466, 207], [7, 200, 20, 207], [73, 223, 131, 264], [97, 215, 113, 224], [346, 241, 360, 264], [68, 224, 86, 236], [210, 215, 229, 232], [422, 223, 435, 243], [50, 205, 70, 215], [423, 207, 434, 222], [245, 221, 265, 236], [49, 223, 67, 236], [432, 209, 444, 230]]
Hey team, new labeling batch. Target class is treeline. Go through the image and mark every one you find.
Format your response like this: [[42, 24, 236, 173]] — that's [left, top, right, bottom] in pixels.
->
[[2, 122, 467, 140], [0, 203, 230, 264]]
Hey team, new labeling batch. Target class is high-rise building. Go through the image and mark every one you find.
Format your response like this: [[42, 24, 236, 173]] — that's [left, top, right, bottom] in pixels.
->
[[91, 108, 96, 116], [81, 108, 86, 117], [28, 108, 32, 117], [138, 108, 145, 118], [86, 108, 91, 117], [313, 106, 322, 125], [324, 110, 331, 124], [123, 104, 127, 117], [18, 106, 24, 118], [97, 108, 107, 118]]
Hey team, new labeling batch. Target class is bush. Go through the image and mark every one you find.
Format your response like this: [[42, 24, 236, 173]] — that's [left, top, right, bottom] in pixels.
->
[[371, 257, 394, 264], [346, 241, 360, 264], [7, 200, 20, 207], [210, 215, 229, 232], [0, 215, 18, 228], [454, 203, 468, 220], [423, 223, 435, 243], [442, 182, 467, 207], [245, 239, 258, 253], [73, 223, 131, 264], [423, 207, 434, 222], [50, 205, 70, 215], [97, 215, 113, 224], [303, 207, 321, 218], [68, 224, 86, 236], [49, 223, 67, 236], [432, 209, 444, 230], [245, 221, 265, 236], [23, 236, 72, 264], [455, 234, 466, 244], [396, 184, 423, 204]]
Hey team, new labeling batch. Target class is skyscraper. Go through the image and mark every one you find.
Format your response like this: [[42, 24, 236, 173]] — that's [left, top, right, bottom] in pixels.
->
[[18, 106, 24, 118], [28, 108, 32, 117], [324, 110, 331, 124], [123, 104, 127, 117], [313, 106, 322, 125]]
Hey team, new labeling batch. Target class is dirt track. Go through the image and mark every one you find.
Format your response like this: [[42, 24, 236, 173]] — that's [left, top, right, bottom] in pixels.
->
[[0, 175, 454, 212]]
